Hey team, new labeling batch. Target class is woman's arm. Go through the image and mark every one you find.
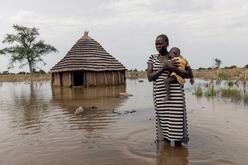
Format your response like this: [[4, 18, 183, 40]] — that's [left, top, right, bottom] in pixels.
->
[[169, 66, 191, 78], [186, 66, 194, 78], [147, 63, 164, 81], [186, 66, 195, 84]]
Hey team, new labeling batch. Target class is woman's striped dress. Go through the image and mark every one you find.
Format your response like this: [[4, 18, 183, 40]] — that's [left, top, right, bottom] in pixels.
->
[[148, 54, 189, 143]]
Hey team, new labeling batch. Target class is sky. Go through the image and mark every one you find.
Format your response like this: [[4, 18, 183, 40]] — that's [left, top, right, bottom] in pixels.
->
[[0, 0, 248, 72]]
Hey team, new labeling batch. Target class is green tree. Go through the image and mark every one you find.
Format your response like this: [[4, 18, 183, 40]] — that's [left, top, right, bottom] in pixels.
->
[[0, 24, 57, 73], [214, 58, 222, 68]]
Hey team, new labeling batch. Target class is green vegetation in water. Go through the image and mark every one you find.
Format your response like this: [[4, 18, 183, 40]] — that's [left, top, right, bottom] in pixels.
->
[[244, 93, 248, 104], [221, 88, 242, 101], [227, 81, 234, 87], [194, 85, 203, 97], [205, 85, 217, 97]]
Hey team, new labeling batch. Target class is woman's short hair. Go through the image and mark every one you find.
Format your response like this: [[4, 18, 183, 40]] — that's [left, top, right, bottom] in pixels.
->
[[156, 34, 169, 45]]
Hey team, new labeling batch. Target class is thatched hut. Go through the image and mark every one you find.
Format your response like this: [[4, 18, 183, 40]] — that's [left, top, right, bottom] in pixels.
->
[[50, 32, 126, 87]]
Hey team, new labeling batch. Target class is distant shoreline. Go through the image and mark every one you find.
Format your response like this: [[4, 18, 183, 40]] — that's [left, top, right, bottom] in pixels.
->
[[0, 74, 51, 82], [0, 68, 247, 82], [193, 68, 248, 81], [127, 68, 248, 81]]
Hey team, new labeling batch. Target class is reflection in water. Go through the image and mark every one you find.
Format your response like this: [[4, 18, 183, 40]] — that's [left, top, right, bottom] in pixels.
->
[[10, 81, 50, 134], [51, 85, 127, 115], [52, 85, 126, 98], [51, 85, 127, 132], [156, 142, 188, 165]]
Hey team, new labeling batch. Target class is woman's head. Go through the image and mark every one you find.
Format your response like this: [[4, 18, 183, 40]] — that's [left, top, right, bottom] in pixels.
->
[[155, 34, 169, 55]]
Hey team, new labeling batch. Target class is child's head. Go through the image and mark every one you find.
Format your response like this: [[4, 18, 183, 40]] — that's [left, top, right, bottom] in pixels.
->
[[169, 47, 181, 59]]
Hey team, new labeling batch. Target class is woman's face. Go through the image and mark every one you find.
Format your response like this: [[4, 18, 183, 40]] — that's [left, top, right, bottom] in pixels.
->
[[155, 37, 168, 54]]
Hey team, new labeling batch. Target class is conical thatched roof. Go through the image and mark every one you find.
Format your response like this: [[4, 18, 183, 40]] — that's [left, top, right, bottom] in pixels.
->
[[50, 32, 126, 73]]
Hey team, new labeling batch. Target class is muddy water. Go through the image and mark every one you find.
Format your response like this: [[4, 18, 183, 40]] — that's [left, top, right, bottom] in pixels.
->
[[0, 80, 248, 165]]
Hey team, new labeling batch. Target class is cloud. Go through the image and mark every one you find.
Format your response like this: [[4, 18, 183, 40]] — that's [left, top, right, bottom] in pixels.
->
[[4, 0, 248, 39]]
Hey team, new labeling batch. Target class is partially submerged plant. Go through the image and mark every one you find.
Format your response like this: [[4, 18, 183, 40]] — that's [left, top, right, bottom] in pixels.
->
[[221, 88, 242, 101], [205, 85, 217, 97], [194, 85, 203, 97], [244, 93, 248, 104], [227, 81, 234, 87]]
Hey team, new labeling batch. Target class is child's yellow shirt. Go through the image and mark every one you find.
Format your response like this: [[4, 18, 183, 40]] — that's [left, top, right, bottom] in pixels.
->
[[170, 56, 189, 85]]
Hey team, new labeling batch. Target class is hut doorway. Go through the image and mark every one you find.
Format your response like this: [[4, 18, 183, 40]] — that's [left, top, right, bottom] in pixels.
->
[[73, 71, 84, 86]]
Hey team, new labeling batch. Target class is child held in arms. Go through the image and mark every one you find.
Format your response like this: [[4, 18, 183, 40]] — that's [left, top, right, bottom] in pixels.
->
[[164, 47, 194, 102]]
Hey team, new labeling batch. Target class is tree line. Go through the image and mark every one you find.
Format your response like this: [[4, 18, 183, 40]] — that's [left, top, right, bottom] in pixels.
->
[[0, 69, 47, 75], [197, 58, 248, 70]]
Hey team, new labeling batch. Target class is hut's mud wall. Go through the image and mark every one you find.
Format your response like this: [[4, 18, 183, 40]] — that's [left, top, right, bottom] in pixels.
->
[[52, 72, 72, 87], [85, 71, 125, 86], [52, 71, 125, 87], [52, 73, 60, 86], [62, 72, 72, 87], [52, 85, 126, 100]]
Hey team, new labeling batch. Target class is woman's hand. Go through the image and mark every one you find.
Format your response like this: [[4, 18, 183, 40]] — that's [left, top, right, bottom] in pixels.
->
[[171, 59, 180, 66], [162, 60, 177, 70]]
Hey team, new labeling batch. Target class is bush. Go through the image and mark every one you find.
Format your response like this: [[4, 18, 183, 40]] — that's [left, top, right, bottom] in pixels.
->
[[224, 65, 237, 69], [230, 65, 237, 69], [18, 71, 28, 74], [37, 69, 46, 74], [198, 67, 206, 70], [2, 71, 10, 75]]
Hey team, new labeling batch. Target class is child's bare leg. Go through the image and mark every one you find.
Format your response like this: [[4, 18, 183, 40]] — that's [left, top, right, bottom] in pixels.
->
[[164, 76, 177, 102]]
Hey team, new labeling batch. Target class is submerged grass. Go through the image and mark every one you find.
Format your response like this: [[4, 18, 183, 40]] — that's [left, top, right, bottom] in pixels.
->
[[194, 85, 203, 97], [227, 81, 234, 87], [205, 85, 217, 97], [221, 88, 242, 101], [244, 93, 248, 104], [192, 79, 248, 105]]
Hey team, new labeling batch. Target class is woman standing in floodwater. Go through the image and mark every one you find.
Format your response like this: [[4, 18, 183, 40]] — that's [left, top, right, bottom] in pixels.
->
[[147, 34, 191, 146]]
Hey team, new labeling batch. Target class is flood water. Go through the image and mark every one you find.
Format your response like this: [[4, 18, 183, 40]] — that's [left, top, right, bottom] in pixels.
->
[[0, 79, 248, 165]]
